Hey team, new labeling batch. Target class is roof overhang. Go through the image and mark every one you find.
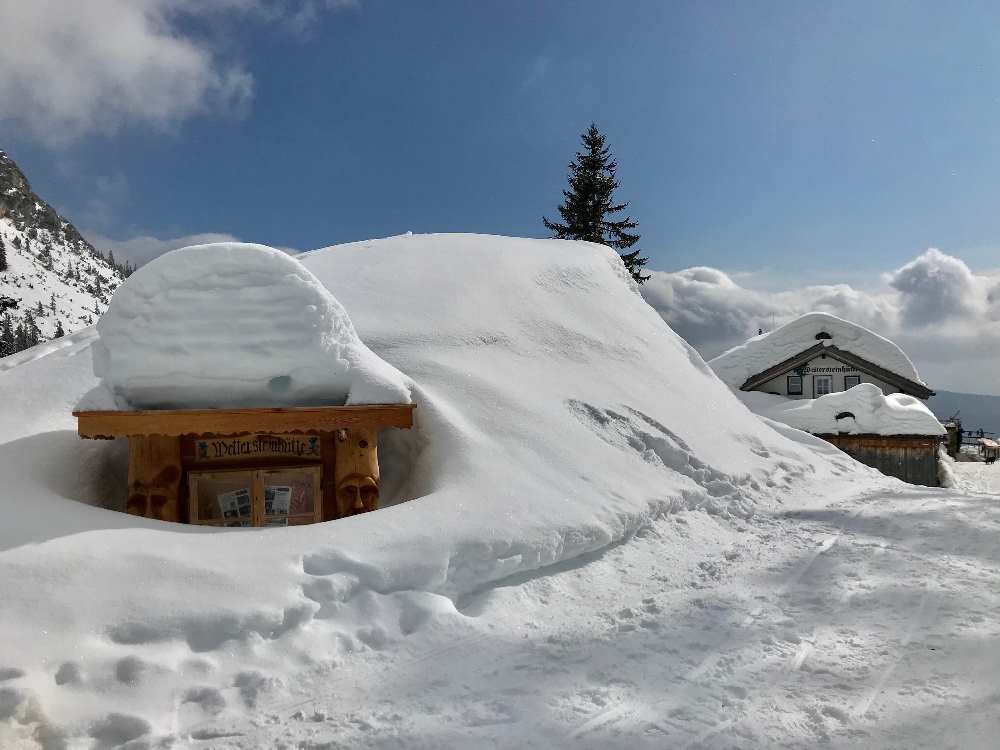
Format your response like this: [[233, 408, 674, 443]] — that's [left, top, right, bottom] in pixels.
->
[[74, 404, 416, 439], [739, 343, 935, 399]]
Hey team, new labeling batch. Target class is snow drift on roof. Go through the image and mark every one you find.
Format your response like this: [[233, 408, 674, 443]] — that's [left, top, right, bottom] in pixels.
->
[[0, 234, 883, 742], [708, 311, 926, 390], [88, 242, 411, 409], [740, 383, 945, 436]]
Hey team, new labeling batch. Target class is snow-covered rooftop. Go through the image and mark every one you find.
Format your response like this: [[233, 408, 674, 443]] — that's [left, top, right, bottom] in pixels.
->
[[740, 384, 946, 437], [0, 234, 899, 744], [88, 242, 411, 410], [708, 312, 926, 390]]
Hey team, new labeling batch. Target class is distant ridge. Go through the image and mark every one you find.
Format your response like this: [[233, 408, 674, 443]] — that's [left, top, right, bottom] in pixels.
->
[[928, 390, 1000, 436]]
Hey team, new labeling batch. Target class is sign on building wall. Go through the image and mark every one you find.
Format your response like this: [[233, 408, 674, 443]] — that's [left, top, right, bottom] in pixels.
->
[[795, 365, 861, 375], [194, 434, 321, 462]]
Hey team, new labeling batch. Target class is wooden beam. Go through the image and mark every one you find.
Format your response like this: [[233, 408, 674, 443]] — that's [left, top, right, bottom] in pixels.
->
[[74, 404, 416, 439], [127, 435, 182, 522]]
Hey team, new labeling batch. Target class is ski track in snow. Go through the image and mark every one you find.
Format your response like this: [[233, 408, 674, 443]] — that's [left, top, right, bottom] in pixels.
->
[[162, 483, 1000, 749]]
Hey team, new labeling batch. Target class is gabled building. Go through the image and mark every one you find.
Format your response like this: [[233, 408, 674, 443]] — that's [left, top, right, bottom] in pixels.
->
[[709, 312, 934, 400], [709, 312, 944, 486]]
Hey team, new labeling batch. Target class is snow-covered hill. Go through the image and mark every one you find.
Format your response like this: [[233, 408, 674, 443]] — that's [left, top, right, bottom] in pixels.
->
[[0, 234, 994, 748], [0, 150, 124, 351]]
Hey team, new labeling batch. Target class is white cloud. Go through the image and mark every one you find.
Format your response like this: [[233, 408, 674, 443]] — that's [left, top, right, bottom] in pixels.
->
[[642, 249, 1000, 394], [885, 248, 979, 326], [641, 267, 785, 357], [0, 0, 354, 145]]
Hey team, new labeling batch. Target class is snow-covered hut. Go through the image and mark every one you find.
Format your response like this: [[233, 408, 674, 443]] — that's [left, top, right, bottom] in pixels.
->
[[709, 312, 933, 400], [709, 313, 945, 485], [73, 243, 414, 527]]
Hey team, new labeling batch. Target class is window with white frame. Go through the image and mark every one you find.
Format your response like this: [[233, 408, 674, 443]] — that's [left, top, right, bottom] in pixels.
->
[[787, 375, 803, 395], [814, 375, 833, 397], [844, 375, 861, 389]]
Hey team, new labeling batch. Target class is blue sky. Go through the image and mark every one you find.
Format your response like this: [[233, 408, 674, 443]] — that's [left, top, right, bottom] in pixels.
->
[[4, 0, 1000, 278]]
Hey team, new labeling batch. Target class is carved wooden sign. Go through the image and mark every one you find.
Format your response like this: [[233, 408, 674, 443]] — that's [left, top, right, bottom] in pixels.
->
[[193, 433, 321, 463]]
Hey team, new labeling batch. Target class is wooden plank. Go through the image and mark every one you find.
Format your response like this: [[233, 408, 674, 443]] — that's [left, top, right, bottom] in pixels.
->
[[75, 404, 415, 439], [126, 435, 182, 522], [252, 470, 264, 528], [320, 432, 338, 522], [816, 433, 940, 487]]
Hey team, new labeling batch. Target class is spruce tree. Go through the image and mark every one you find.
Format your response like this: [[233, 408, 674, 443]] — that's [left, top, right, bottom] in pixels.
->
[[0, 314, 13, 357], [26, 312, 40, 348], [14, 320, 27, 352], [0, 238, 6, 272], [543, 124, 650, 284], [54, 320, 64, 338]]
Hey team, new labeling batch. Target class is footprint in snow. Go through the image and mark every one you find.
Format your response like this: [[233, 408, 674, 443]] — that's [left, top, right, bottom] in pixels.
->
[[88, 712, 151, 749]]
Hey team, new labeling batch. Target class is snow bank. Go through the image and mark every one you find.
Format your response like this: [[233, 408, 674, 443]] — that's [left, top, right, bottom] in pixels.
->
[[938, 445, 958, 487], [89, 242, 410, 409], [740, 383, 946, 436], [0, 234, 883, 744], [709, 311, 925, 389]]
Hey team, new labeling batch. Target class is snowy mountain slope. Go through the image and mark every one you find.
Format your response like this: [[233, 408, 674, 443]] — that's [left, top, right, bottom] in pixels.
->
[[0, 234, 893, 746], [0, 150, 123, 346]]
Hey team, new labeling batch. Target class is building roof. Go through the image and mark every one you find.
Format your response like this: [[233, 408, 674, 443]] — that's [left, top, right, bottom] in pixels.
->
[[739, 385, 946, 437], [708, 312, 932, 397]]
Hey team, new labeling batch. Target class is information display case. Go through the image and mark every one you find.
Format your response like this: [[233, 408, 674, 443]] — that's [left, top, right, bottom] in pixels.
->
[[188, 466, 322, 527]]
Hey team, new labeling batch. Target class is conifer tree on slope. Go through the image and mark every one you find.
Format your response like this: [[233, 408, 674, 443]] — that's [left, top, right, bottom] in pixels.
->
[[543, 124, 650, 284]]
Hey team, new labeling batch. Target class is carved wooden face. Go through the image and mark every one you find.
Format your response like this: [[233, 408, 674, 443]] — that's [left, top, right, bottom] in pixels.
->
[[126, 466, 179, 520], [336, 473, 379, 516]]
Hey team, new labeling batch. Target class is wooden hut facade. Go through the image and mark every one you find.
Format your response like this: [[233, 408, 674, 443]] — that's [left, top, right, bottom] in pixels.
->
[[75, 405, 415, 526], [819, 434, 941, 486]]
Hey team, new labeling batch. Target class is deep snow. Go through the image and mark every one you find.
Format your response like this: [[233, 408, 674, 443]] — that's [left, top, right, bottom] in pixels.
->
[[0, 234, 995, 749], [740, 385, 946, 437], [88, 243, 410, 410]]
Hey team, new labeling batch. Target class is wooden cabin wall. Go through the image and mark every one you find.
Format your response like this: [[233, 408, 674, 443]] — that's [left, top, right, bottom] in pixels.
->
[[126, 435, 182, 521], [820, 435, 940, 486]]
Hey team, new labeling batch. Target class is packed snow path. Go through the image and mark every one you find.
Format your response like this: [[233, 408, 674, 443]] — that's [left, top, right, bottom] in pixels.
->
[[162, 484, 1000, 749]]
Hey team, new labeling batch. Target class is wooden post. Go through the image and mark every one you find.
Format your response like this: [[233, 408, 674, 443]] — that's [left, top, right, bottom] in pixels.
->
[[333, 428, 380, 518], [126, 435, 182, 522], [320, 432, 338, 521]]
